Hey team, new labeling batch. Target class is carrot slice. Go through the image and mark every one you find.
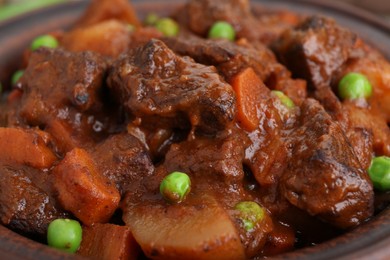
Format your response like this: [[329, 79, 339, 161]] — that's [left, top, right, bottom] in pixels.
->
[[0, 127, 57, 169], [78, 223, 140, 260], [231, 67, 268, 131]]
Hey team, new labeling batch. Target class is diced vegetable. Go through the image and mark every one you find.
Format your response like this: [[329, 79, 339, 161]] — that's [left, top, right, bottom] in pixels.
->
[[31, 35, 59, 51], [11, 70, 24, 85], [234, 201, 265, 231], [47, 218, 82, 253], [78, 223, 140, 260], [231, 67, 267, 131], [208, 21, 236, 41], [271, 90, 295, 108], [144, 13, 159, 26], [52, 148, 120, 225], [338, 72, 372, 100], [61, 20, 131, 58], [0, 127, 57, 169], [368, 156, 390, 191], [160, 171, 191, 203], [155, 18, 179, 37], [123, 194, 246, 260], [74, 0, 141, 28]]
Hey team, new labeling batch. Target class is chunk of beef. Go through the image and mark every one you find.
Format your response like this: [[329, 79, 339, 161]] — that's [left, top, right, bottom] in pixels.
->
[[163, 36, 307, 105], [90, 133, 154, 195], [107, 39, 236, 135], [162, 128, 249, 185], [273, 16, 357, 92], [18, 48, 111, 153], [0, 165, 67, 236], [281, 99, 374, 229], [175, 0, 300, 45]]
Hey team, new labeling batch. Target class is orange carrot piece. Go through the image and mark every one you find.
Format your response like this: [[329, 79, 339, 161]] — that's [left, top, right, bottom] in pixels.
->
[[52, 148, 120, 226], [78, 223, 140, 260], [231, 67, 267, 132], [0, 127, 57, 169]]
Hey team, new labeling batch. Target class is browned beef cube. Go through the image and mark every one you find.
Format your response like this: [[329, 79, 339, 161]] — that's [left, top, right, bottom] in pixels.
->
[[162, 128, 249, 185], [273, 16, 357, 90], [0, 165, 67, 236], [175, 0, 299, 44], [107, 39, 236, 135], [20, 47, 106, 117], [163, 36, 307, 104], [18, 48, 111, 154], [90, 133, 154, 195], [281, 99, 374, 229]]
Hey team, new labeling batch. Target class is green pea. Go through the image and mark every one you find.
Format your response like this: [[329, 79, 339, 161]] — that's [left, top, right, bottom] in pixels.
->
[[127, 24, 135, 32], [368, 156, 390, 191], [47, 218, 82, 253], [234, 201, 265, 231], [155, 18, 179, 37], [31, 34, 59, 51], [11, 70, 24, 85], [144, 13, 159, 26], [271, 90, 295, 108], [338, 72, 372, 100], [160, 171, 191, 203], [208, 21, 236, 41]]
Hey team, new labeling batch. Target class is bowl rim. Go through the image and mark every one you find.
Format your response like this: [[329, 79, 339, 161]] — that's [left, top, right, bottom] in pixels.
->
[[0, 0, 389, 259]]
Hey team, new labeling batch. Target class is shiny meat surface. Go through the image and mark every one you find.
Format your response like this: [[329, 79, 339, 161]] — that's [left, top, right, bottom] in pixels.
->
[[0, 0, 388, 259], [107, 39, 236, 135]]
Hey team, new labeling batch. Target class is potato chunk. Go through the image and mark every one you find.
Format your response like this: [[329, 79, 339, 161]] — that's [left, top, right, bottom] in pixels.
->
[[52, 148, 120, 225], [123, 194, 246, 260], [62, 20, 131, 58]]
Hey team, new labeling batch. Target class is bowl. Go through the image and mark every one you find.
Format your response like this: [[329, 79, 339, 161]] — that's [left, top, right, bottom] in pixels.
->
[[0, 0, 389, 259]]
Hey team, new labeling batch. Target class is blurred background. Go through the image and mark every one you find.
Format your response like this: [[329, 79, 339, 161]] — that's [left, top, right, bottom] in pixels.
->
[[0, 0, 390, 22]]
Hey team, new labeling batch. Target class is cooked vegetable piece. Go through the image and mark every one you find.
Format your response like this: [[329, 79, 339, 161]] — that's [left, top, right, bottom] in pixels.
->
[[160, 171, 191, 203], [61, 19, 131, 58], [123, 194, 246, 260], [78, 223, 140, 260], [368, 156, 390, 191], [155, 18, 179, 37], [338, 72, 372, 100], [11, 70, 24, 85], [74, 0, 141, 28], [52, 148, 120, 225], [0, 127, 57, 169], [271, 90, 294, 108], [231, 67, 267, 131], [144, 13, 159, 26], [208, 21, 235, 41], [47, 219, 82, 253], [235, 201, 265, 231], [31, 35, 59, 51]]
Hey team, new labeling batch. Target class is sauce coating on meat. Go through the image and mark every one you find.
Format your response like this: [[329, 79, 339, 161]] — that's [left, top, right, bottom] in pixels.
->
[[0, 0, 388, 259]]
